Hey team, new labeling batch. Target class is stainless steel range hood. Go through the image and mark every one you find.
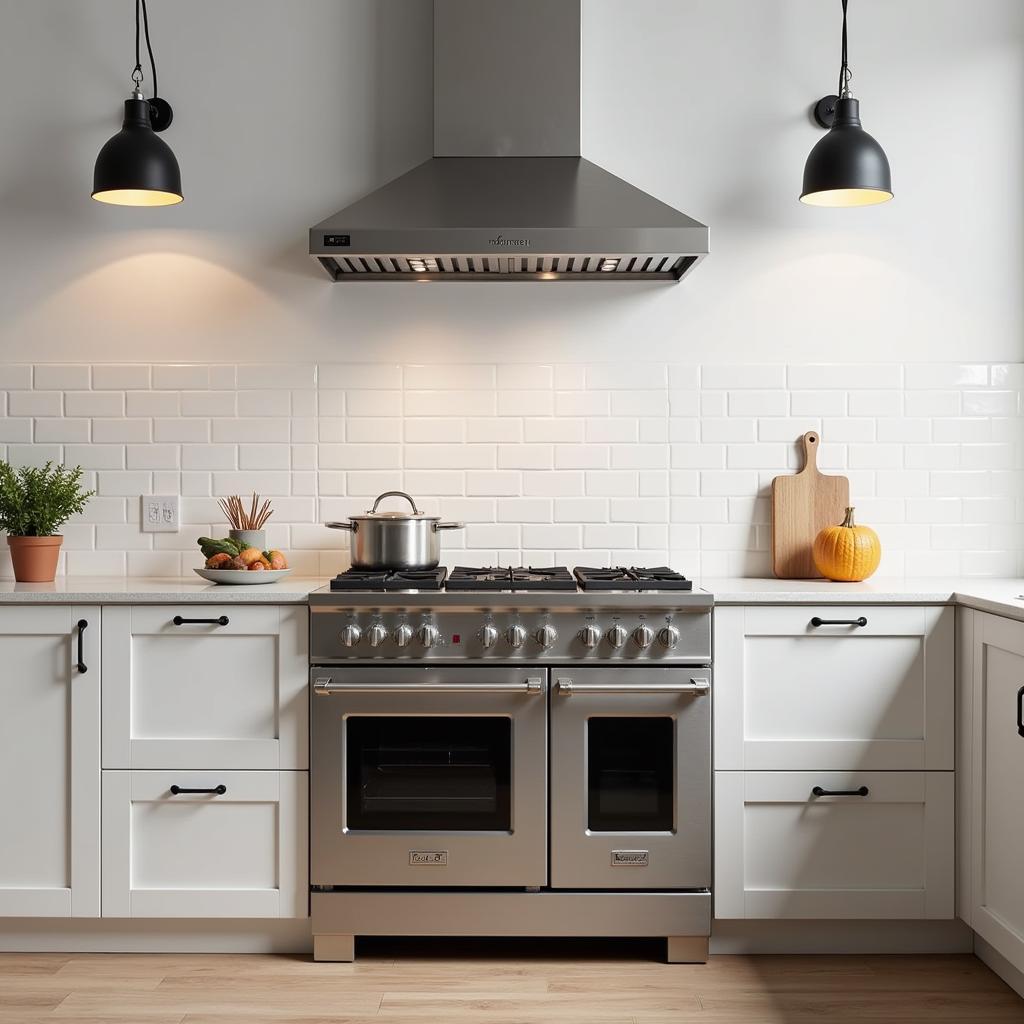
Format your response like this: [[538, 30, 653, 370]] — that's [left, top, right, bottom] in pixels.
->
[[310, 1, 708, 283]]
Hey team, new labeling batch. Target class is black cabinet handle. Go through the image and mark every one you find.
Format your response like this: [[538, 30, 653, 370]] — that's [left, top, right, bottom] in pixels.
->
[[1017, 686, 1024, 738], [170, 784, 227, 795], [172, 615, 229, 626], [812, 785, 869, 797], [810, 616, 868, 628], [76, 619, 88, 673]]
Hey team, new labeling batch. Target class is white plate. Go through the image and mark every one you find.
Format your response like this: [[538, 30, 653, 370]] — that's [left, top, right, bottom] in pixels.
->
[[193, 567, 294, 586]]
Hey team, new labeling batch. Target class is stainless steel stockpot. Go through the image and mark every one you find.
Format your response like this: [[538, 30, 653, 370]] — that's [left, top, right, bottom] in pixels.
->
[[325, 491, 464, 570]]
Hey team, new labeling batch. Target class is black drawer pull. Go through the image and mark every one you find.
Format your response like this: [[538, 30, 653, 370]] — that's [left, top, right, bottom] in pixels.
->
[[810, 616, 868, 628], [170, 784, 227, 796], [172, 615, 229, 626], [1017, 686, 1024, 738], [812, 785, 869, 798], [76, 619, 88, 673]]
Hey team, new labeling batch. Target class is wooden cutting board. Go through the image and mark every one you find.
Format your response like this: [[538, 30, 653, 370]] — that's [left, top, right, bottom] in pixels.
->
[[771, 431, 849, 579]]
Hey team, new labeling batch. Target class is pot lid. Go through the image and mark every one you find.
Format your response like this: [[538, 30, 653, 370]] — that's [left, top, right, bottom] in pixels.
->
[[348, 491, 440, 522]]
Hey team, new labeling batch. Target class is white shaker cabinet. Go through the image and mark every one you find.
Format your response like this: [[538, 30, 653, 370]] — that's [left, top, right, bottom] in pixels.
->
[[0, 605, 100, 917], [713, 603, 955, 921], [967, 611, 1024, 973], [101, 605, 308, 770], [102, 770, 308, 918]]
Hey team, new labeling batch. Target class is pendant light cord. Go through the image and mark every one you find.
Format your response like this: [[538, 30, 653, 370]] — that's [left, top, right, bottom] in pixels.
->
[[132, 0, 159, 98], [838, 0, 851, 97]]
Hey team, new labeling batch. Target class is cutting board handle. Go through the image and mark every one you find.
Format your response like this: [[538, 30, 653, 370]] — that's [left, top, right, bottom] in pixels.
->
[[800, 431, 820, 474]]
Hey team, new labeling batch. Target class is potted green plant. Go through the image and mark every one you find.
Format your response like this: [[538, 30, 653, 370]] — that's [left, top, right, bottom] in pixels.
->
[[0, 461, 95, 582]]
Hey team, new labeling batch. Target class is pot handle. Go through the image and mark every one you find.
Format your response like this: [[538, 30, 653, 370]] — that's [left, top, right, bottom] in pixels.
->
[[434, 521, 465, 531], [371, 490, 420, 514], [325, 521, 356, 532]]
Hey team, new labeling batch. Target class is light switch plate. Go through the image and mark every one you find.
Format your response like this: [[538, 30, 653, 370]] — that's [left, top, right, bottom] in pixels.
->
[[141, 495, 179, 533]]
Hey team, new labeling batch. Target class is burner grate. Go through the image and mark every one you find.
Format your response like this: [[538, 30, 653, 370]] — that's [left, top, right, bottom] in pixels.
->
[[445, 566, 577, 592], [573, 566, 693, 592], [330, 567, 448, 592]]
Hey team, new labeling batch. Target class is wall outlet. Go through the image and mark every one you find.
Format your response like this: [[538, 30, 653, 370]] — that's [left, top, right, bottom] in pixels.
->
[[141, 495, 179, 533]]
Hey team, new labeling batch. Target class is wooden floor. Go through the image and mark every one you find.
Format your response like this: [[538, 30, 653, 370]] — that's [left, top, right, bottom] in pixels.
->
[[1, 940, 1022, 1023]]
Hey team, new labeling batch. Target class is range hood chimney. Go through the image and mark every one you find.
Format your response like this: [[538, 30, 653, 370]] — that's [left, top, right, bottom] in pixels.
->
[[310, 0, 709, 282]]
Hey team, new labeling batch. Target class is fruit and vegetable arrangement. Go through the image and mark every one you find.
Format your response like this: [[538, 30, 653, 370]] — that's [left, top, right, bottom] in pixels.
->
[[198, 536, 289, 573]]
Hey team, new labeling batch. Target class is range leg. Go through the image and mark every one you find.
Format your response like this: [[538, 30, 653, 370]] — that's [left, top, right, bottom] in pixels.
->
[[666, 936, 708, 963], [314, 934, 355, 962]]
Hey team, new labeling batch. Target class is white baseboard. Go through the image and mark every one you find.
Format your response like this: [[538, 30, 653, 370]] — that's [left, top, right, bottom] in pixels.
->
[[974, 934, 1024, 999], [0, 919, 313, 954], [710, 919, 974, 954]]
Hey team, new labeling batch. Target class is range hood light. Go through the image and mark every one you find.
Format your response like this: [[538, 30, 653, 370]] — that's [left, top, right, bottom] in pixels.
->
[[800, 0, 892, 207], [92, 0, 182, 208], [600, 259, 620, 271]]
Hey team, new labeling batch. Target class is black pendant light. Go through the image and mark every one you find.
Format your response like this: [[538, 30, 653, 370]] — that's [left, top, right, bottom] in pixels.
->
[[801, 0, 891, 207], [92, 0, 182, 206]]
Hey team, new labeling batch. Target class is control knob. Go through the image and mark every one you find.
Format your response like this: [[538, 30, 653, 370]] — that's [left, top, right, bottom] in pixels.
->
[[393, 623, 413, 647], [366, 624, 388, 648], [633, 624, 655, 649], [479, 624, 499, 649], [658, 626, 680, 650], [418, 624, 439, 648], [607, 624, 628, 649], [506, 624, 527, 649], [535, 624, 557, 648], [339, 624, 362, 648], [579, 624, 601, 648]]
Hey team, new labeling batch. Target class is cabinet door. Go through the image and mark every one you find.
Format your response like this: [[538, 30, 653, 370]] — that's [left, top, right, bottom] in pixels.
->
[[0, 605, 100, 917], [971, 613, 1024, 973], [102, 605, 307, 770], [714, 770, 954, 920], [715, 605, 954, 771], [102, 770, 307, 918]]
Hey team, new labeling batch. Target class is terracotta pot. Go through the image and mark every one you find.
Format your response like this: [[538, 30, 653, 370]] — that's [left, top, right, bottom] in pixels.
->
[[7, 535, 63, 582]]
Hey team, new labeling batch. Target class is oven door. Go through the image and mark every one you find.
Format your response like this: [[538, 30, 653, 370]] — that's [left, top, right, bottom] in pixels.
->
[[311, 666, 547, 888], [549, 667, 710, 890]]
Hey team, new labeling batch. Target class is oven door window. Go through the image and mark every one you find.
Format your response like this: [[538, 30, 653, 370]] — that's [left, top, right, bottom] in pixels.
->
[[587, 717, 674, 832], [346, 716, 512, 831]]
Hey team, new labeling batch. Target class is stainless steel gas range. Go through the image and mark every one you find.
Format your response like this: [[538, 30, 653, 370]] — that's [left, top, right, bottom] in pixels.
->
[[308, 566, 712, 964]]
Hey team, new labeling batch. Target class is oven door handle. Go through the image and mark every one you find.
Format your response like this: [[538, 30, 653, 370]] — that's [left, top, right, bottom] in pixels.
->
[[555, 678, 709, 696], [313, 678, 544, 696]]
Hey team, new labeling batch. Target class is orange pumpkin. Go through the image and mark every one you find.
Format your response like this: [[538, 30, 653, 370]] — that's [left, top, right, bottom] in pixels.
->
[[812, 507, 881, 582]]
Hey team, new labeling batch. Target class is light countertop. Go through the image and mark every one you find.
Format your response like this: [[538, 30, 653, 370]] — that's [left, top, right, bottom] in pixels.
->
[[1, 575, 1023, 622], [0, 576, 327, 604]]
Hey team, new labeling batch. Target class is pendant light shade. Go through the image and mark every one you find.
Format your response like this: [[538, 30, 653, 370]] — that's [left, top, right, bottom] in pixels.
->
[[92, 0, 182, 207], [800, 0, 892, 207], [92, 94, 182, 206], [801, 97, 891, 206]]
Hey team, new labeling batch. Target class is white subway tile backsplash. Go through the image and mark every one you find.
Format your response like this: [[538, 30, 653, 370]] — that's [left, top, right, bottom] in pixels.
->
[[34, 365, 90, 390], [0, 365, 32, 389], [65, 391, 123, 417], [34, 419, 89, 443], [130, 389, 182, 417], [92, 365, 150, 390], [10, 391, 62, 416], [0, 359, 1020, 577], [702, 365, 785, 389]]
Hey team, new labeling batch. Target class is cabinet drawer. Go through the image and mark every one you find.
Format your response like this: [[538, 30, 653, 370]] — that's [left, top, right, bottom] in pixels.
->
[[714, 605, 953, 770], [101, 770, 307, 919], [102, 605, 308, 770], [714, 770, 954, 920]]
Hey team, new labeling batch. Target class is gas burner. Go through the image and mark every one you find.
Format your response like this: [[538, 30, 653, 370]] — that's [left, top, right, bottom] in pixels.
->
[[329, 567, 448, 592], [445, 566, 577, 592], [574, 566, 694, 592]]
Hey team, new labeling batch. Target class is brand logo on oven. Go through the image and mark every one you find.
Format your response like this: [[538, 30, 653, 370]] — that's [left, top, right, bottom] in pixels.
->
[[409, 850, 448, 866], [488, 234, 530, 247], [611, 850, 649, 867]]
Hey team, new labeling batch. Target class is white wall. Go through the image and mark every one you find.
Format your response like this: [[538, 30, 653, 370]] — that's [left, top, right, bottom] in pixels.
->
[[0, 1, 1022, 579], [1, 0, 1021, 364]]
